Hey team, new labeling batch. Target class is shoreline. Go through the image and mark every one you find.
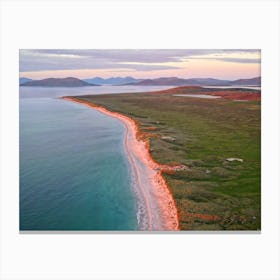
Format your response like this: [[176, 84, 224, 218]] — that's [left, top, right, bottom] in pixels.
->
[[61, 96, 180, 231]]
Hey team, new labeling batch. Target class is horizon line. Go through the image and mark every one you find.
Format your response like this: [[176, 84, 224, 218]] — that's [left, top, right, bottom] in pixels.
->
[[19, 75, 261, 81]]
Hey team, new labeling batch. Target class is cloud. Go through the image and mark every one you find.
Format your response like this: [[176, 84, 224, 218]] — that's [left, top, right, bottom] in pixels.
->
[[19, 49, 186, 72], [19, 49, 260, 72], [216, 58, 261, 64]]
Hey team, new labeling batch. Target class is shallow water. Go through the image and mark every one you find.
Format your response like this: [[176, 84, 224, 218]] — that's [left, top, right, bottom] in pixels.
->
[[20, 86, 172, 230], [173, 94, 221, 99]]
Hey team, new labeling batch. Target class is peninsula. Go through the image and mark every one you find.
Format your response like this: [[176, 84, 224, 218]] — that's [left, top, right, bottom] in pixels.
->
[[64, 86, 261, 230]]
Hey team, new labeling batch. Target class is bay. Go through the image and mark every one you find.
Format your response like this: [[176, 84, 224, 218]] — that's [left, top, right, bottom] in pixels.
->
[[20, 85, 172, 230]]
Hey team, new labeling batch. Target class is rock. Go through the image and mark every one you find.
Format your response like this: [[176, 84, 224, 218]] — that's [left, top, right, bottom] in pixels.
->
[[161, 136, 176, 142], [226, 158, 243, 163]]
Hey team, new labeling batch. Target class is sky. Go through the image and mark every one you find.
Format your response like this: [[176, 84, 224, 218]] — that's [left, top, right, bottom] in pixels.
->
[[19, 49, 261, 80]]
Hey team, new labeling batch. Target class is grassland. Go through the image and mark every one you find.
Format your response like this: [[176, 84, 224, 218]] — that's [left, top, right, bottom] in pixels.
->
[[72, 87, 261, 230]]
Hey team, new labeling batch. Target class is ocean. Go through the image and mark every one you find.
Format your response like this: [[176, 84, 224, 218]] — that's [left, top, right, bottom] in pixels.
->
[[19, 85, 172, 230]]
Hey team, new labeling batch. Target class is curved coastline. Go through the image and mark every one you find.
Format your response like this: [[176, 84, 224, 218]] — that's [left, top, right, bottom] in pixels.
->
[[62, 96, 179, 231]]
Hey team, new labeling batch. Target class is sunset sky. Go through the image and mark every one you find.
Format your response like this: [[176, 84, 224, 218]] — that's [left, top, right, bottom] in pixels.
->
[[19, 49, 261, 80]]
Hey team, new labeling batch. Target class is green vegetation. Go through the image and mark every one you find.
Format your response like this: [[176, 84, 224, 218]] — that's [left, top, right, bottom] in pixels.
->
[[74, 87, 261, 230]]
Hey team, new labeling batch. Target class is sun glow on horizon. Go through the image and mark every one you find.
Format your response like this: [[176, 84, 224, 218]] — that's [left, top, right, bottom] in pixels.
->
[[19, 49, 261, 80]]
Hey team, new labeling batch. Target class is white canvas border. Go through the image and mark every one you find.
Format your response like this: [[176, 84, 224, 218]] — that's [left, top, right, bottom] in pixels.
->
[[1, 0, 280, 279]]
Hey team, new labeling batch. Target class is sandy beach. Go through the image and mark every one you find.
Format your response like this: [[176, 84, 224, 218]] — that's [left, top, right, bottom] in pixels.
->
[[62, 96, 179, 231]]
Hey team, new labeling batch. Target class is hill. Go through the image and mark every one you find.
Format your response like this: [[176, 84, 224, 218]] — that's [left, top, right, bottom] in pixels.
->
[[231, 76, 261, 86], [19, 77, 33, 85], [124, 76, 261, 86], [84, 76, 142, 85], [20, 77, 99, 87]]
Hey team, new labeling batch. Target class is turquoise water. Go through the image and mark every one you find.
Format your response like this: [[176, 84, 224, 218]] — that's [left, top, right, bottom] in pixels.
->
[[20, 87, 162, 230], [20, 97, 137, 230]]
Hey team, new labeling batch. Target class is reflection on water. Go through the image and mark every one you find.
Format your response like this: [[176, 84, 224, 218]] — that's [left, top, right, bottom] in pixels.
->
[[19, 85, 174, 99]]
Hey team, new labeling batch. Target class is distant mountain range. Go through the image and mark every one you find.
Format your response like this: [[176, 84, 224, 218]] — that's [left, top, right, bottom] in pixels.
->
[[20, 77, 99, 87], [230, 76, 261, 86], [123, 76, 261, 86], [83, 76, 142, 85], [19, 76, 261, 87], [19, 77, 33, 84]]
